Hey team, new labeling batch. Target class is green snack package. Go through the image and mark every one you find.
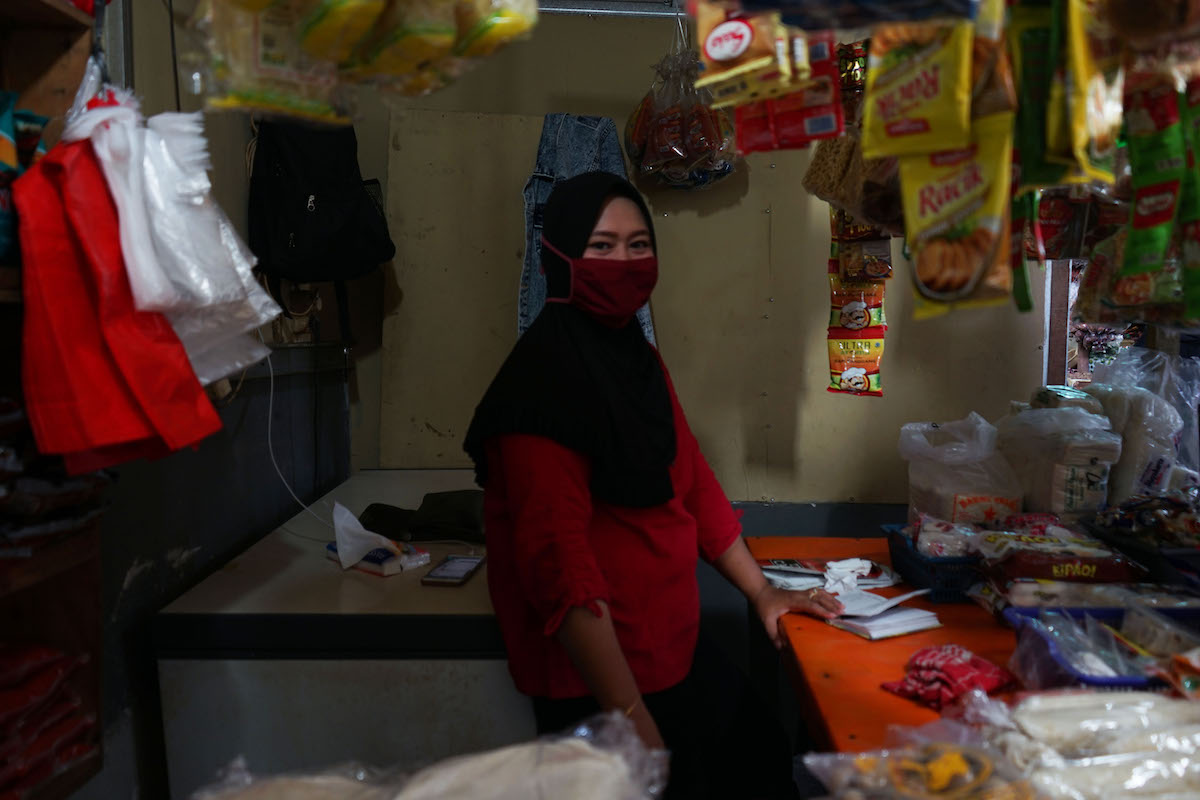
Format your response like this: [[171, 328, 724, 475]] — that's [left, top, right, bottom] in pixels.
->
[[1121, 71, 1186, 277], [1179, 77, 1200, 318], [1010, 1, 1067, 192]]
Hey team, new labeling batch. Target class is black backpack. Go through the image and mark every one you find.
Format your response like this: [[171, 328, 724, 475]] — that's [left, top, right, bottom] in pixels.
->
[[248, 120, 395, 342]]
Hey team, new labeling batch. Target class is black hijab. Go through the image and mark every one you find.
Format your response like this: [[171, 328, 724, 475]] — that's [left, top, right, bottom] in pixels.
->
[[463, 172, 676, 508]]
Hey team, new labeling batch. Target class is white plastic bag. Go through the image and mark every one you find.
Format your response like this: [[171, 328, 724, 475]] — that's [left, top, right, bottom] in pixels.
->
[[1082, 384, 1183, 504], [898, 412, 1023, 524], [995, 408, 1122, 515]]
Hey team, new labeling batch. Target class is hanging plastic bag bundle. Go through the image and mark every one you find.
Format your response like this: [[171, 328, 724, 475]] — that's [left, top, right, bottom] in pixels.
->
[[295, 0, 386, 64]]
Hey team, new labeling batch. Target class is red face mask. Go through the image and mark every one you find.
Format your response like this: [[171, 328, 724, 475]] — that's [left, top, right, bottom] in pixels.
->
[[541, 237, 658, 328]]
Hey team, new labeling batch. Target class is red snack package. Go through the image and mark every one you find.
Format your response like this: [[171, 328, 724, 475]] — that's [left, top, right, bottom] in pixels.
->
[[1036, 190, 1076, 259], [735, 101, 775, 154], [0, 646, 63, 690], [770, 76, 844, 149]]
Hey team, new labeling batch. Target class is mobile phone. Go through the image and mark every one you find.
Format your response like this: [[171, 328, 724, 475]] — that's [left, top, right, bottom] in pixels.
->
[[421, 554, 486, 586]]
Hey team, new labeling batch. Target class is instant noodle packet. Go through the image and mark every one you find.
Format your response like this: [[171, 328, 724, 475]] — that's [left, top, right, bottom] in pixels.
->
[[900, 112, 1014, 316], [831, 208, 892, 279], [828, 328, 885, 397], [1121, 68, 1186, 277], [828, 259, 887, 330], [861, 20, 973, 158]]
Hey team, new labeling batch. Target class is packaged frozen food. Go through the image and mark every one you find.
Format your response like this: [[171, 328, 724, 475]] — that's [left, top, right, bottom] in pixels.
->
[[862, 20, 973, 159]]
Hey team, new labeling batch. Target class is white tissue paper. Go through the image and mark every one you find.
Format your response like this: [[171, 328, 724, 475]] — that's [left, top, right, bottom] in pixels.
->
[[332, 502, 401, 569], [824, 558, 873, 594]]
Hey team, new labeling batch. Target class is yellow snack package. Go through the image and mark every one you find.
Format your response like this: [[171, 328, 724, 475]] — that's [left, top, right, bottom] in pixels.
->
[[204, 0, 348, 124], [861, 21, 973, 159], [358, 0, 457, 74], [1065, 0, 1123, 184], [296, 0, 386, 63], [453, 0, 537, 58], [899, 112, 1015, 317]]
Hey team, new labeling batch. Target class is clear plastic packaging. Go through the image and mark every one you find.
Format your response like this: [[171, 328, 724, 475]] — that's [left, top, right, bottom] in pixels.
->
[[898, 412, 1023, 524], [1120, 604, 1200, 658], [1081, 383, 1184, 504], [995, 408, 1122, 516], [1091, 347, 1200, 473], [803, 741, 1034, 799], [192, 712, 667, 799]]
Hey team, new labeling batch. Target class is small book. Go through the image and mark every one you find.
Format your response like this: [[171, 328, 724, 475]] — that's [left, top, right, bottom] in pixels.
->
[[325, 542, 430, 576], [828, 607, 942, 641]]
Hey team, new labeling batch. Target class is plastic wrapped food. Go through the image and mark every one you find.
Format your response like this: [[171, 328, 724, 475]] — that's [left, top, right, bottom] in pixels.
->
[[995, 408, 1122, 516], [828, 260, 886, 330], [194, 712, 668, 799], [976, 526, 1145, 582], [804, 743, 1035, 800], [913, 515, 980, 557], [295, 0, 386, 63], [1030, 386, 1105, 415], [452, 0, 537, 58], [357, 0, 457, 73], [1082, 383, 1184, 504], [900, 113, 1014, 315], [1120, 604, 1200, 657], [898, 412, 1023, 524], [199, 0, 346, 124]]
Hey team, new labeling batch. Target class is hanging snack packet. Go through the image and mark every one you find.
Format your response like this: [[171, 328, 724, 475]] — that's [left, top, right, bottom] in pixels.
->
[[693, 0, 782, 91], [1121, 69, 1186, 277], [971, 0, 1017, 119], [734, 100, 774, 153], [204, 0, 346, 123], [828, 260, 887, 330], [831, 208, 893, 279], [296, 0, 386, 63], [1064, 0, 1123, 185], [1010, 1, 1068, 191], [1044, 0, 1073, 169], [861, 21, 973, 159], [453, 0, 537, 58], [1181, 77, 1200, 319], [900, 112, 1015, 309], [828, 328, 885, 397], [357, 0, 457, 74], [769, 31, 843, 148], [1012, 187, 1036, 311]]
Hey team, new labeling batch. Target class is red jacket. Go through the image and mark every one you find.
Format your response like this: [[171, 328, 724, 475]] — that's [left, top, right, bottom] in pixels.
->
[[482, 373, 740, 699]]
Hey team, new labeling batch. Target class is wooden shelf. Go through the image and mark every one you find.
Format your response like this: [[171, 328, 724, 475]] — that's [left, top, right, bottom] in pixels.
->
[[0, 527, 100, 600], [0, 0, 93, 30]]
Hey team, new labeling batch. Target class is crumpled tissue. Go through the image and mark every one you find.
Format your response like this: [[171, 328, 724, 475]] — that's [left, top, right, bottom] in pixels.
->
[[823, 558, 874, 594], [333, 502, 401, 569]]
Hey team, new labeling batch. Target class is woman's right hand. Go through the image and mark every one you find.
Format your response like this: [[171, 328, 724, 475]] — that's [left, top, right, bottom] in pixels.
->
[[627, 700, 665, 751]]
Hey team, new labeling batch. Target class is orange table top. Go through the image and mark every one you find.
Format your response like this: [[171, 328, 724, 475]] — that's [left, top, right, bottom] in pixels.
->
[[747, 536, 1016, 753]]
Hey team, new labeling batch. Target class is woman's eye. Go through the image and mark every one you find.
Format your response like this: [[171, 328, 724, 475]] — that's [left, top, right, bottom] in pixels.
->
[[586, 241, 611, 251], [630, 240, 651, 251]]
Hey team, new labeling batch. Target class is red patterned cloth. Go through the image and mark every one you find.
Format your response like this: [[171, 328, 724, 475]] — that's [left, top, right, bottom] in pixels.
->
[[881, 644, 1014, 710]]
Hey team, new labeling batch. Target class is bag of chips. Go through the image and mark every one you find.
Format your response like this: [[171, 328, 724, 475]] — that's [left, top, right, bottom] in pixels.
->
[[296, 0, 386, 63], [861, 20, 973, 158], [900, 112, 1014, 316], [1065, 0, 1124, 186]]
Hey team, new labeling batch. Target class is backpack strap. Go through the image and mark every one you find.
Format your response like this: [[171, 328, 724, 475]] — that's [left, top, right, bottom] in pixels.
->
[[334, 280, 355, 347]]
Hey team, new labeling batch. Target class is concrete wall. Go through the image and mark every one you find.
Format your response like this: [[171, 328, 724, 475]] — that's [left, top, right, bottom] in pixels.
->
[[375, 14, 1048, 503]]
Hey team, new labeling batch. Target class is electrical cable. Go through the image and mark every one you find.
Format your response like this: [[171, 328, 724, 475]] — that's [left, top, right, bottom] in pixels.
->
[[166, 0, 182, 111], [261, 332, 334, 530]]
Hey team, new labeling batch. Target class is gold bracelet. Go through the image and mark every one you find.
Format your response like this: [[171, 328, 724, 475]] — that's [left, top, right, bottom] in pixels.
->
[[623, 699, 641, 717]]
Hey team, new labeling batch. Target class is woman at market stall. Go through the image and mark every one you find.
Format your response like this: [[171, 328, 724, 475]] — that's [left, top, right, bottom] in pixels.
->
[[463, 172, 844, 799]]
